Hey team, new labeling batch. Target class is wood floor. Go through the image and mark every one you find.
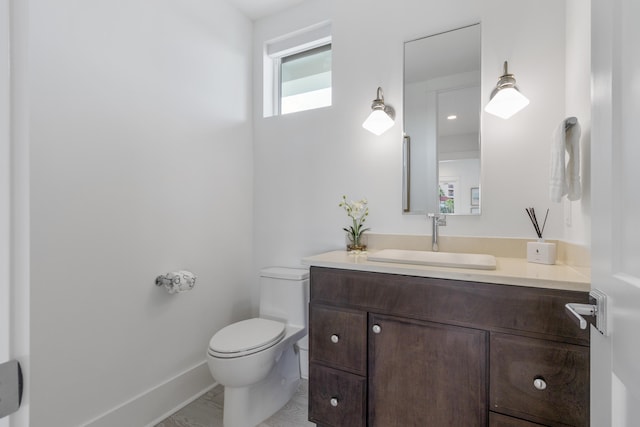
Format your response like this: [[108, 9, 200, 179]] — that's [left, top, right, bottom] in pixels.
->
[[155, 380, 315, 427]]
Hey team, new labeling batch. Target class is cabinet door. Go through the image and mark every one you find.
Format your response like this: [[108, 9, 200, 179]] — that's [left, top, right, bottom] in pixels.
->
[[369, 314, 488, 427]]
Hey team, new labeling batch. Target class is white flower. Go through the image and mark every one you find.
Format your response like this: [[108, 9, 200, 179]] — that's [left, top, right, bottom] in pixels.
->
[[339, 195, 371, 242]]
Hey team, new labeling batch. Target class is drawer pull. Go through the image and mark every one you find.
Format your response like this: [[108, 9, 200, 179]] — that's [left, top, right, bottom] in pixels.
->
[[533, 377, 547, 390], [330, 334, 339, 343], [330, 397, 339, 407], [372, 324, 382, 334]]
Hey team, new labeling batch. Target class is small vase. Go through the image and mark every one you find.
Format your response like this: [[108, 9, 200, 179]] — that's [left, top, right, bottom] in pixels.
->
[[347, 234, 367, 252]]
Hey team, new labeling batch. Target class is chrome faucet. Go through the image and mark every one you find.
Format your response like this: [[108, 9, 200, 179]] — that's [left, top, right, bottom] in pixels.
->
[[428, 213, 447, 252]]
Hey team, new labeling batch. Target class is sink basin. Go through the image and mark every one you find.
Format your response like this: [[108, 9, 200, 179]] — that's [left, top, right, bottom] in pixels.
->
[[368, 249, 497, 270]]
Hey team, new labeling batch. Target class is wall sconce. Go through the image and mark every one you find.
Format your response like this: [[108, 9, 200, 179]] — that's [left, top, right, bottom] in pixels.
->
[[484, 61, 530, 119], [362, 87, 395, 135]]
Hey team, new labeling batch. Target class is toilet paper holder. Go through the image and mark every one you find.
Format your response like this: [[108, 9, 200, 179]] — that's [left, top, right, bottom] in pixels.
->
[[155, 270, 197, 294]]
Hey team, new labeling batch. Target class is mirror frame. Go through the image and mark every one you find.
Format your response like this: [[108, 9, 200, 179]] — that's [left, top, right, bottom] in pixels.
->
[[402, 23, 482, 216]]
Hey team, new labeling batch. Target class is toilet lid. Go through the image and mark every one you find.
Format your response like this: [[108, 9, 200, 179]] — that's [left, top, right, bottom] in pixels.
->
[[208, 318, 286, 357]]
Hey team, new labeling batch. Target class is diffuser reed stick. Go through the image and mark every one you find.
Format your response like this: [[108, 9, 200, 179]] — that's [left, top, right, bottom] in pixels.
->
[[525, 207, 548, 239]]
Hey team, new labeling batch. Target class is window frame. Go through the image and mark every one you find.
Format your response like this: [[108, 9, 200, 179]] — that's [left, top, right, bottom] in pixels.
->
[[264, 22, 332, 117]]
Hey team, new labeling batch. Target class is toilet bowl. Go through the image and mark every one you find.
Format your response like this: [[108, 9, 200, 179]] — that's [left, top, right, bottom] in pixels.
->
[[207, 318, 301, 387], [206, 267, 309, 427]]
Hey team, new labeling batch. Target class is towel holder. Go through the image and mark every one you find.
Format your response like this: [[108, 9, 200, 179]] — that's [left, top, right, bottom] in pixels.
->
[[565, 116, 577, 130]]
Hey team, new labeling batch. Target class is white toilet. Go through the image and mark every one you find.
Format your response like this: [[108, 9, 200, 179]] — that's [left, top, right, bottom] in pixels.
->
[[206, 267, 309, 427]]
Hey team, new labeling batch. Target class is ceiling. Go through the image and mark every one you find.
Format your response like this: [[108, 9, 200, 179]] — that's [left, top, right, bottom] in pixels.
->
[[226, 0, 307, 20]]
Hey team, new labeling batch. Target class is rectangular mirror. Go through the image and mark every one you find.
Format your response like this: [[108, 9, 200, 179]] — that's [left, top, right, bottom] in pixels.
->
[[403, 23, 481, 215]]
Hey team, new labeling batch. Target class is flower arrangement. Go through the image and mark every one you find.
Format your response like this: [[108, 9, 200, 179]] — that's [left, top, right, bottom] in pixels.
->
[[339, 195, 370, 251]]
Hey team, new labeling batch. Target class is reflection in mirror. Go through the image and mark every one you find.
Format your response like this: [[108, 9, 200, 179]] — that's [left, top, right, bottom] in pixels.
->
[[403, 24, 481, 215]]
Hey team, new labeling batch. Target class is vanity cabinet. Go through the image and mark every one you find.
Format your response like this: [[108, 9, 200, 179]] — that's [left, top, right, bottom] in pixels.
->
[[307, 266, 590, 427]]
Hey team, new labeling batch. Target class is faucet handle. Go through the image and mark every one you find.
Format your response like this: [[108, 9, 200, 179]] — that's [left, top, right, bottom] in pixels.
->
[[428, 213, 447, 226]]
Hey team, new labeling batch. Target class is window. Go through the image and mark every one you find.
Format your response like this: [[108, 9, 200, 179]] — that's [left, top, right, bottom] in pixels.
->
[[280, 44, 332, 114], [439, 179, 457, 214], [264, 22, 332, 117]]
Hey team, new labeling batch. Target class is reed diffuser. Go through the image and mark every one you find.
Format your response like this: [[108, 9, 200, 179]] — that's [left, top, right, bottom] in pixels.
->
[[525, 207, 548, 240], [525, 207, 556, 264]]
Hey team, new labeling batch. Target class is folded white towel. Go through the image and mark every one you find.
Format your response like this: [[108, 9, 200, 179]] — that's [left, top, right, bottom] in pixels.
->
[[549, 118, 581, 202], [565, 121, 581, 201], [550, 122, 567, 202]]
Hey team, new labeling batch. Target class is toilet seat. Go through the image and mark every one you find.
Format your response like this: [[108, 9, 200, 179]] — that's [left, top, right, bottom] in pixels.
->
[[208, 318, 286, 359]]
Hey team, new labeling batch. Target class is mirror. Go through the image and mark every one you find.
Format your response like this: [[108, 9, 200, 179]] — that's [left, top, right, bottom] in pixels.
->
[[403, 24, 481, 215]]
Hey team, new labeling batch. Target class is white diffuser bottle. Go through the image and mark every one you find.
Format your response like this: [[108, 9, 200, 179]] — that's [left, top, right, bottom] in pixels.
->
[[527, 239, 556, 265]]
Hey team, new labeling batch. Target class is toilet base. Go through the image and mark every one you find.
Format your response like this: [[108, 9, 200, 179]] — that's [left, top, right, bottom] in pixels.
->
[[222, 344, 301, 427]]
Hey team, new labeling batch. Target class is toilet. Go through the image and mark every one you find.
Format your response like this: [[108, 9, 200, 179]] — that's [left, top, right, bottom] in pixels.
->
[[206, 267, 309, 427]]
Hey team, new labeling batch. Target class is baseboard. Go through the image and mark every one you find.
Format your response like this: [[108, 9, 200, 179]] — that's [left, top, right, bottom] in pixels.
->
[[82, 361, 216, 427]]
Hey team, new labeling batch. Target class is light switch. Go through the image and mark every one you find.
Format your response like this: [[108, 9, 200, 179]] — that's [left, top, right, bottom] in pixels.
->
[[564, 199, 572, 226]]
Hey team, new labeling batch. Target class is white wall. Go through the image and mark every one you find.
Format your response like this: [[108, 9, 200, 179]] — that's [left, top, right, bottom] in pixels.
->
[[253, 0, 579, 272], [28, 0, 253, 425]]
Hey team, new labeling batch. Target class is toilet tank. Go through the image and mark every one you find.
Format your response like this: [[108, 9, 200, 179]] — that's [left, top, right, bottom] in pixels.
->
[[259, 267, 309, 329]]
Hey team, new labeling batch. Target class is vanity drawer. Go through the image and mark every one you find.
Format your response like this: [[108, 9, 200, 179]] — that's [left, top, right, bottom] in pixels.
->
[[490, 333, 589, 426], [308, 363, 366, 427], [309, 304, 366, 375], [490, 412, 547, 427], [310, 267, 590, 345]]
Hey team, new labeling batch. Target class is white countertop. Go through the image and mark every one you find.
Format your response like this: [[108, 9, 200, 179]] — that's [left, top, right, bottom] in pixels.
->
[[302, 250, 591, 292]]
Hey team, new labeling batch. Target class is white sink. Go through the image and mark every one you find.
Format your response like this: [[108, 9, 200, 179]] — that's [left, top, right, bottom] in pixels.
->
[[368, 249, 497, 270]]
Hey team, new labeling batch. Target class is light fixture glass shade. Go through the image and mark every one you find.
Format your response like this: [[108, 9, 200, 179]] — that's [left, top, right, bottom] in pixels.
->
[[362, 87, 395, 135], [362, 109, 394, 135], [485, 61, 530, 119], [484, 87, 530, 119]]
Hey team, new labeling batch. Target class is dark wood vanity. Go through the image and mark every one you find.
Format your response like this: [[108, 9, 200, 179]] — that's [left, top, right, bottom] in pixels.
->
[[307, 266, 590, 427]]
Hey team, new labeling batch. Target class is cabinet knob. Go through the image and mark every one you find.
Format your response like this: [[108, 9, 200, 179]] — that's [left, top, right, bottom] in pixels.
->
[[533, 377, 547, 390], [330, 397, 339, 407], [372, 324, 382, 334], [330, 334, 339, 343]]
